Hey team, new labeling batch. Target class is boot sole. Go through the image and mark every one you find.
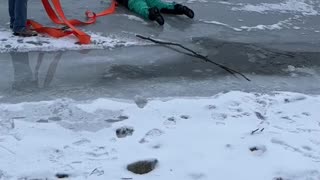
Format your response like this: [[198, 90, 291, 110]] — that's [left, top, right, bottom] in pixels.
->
[[13, 32, 38, 37]]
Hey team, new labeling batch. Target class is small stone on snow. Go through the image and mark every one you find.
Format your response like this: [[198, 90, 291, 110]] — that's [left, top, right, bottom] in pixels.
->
[[55, 173, 69, 179], [127, 159, 158, 174]]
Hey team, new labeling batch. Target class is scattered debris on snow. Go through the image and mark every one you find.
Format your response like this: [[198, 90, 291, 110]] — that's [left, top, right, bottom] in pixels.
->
[[127, 159, 158, 174], [116, 126, 135, 138]]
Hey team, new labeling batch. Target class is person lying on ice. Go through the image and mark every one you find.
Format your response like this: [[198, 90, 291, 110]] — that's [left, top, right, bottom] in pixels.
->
[[116, 0, 194, 25]]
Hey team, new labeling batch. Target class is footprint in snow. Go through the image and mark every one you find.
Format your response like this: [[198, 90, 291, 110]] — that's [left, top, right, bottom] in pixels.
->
[[206, 105, 217, 110], [152, 144, 161, 149], [180, 115, 190, 119], [18, 176, 49, 180], [134, 95, 148, 108], [211, 113, 227, 125], [163, 117, 177, 128], [162, 115, 189, 128], [189, 173, 206, 180], [211, 113, 227, 121], [105, 115, 129, 123], [37, 116, 63, 123], [271, 138, 320, 160], [230, 108, 243, 113], [301, 112, 311, 116], [280, 116, 295, 123], [140, 129, 164, 144], [86, 146, 109, 157], [0, 170, 9, 180], [284, 95, 306, 103], [90, 168, 105, 176], [302, 146, 312, 151], [256, 99, 268, 107], [273, 177, 285, 180], [255, 112, 266, 120], [49, 149, 64, 162], [72, 138, 91, 146], [229, 101, 241, 107], [0, 119, 15, 133], [216, 122, 226, 125], [241, 112, 251, 116]]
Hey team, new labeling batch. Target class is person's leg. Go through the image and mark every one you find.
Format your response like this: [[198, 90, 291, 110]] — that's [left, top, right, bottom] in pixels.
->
[[146, 0, 175, 11], [164, 4, 194, 18], [127, 0, 164, 25], [12, 0, 37, 36], [13, 0, 27, 32], [128, 0, 151, 19], [8, 0, 15, 29], [146, 0, 194, 18]]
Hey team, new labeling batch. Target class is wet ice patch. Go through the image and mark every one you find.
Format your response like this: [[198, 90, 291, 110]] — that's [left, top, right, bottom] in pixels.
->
[[0, 29, 145, 53], [199, 19, 243, 31], [186, 0, 207, 4], [215, 1, 234, 5], [232, 0, 319, 16], [240, 15, 302, 31], [199, 17, 300, 32], [283, 65, 319, 77], [118, 14, 147, 24], [240, 19, 291, 31]]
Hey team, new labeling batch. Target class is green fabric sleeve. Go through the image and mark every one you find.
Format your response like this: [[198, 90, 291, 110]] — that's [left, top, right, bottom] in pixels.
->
[[128, 0, 150, 19], [146, 0, 175, 10]]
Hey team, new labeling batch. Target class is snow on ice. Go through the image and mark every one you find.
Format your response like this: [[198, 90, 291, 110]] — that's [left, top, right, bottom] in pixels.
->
[[0, 29, 146, 53], [231, 0, 319, 16], [0, 91, 320, 180]]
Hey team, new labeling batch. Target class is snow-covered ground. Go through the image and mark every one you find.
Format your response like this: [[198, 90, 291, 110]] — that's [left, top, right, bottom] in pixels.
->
[[0, 91, 320, 180]]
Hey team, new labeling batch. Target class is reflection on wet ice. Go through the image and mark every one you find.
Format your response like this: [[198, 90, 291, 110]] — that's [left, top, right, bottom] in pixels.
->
[[9, 52, 63, 91]]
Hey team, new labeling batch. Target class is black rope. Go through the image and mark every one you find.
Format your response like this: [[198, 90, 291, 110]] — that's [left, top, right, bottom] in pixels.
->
[[136, 34, 251, 81]]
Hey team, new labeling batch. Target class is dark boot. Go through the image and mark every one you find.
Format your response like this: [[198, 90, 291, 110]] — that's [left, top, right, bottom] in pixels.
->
[[148, 7, 165, 25], [13, 28, 37, 37], [160, 4, 194, 19], [174, 4, 194, 18]]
